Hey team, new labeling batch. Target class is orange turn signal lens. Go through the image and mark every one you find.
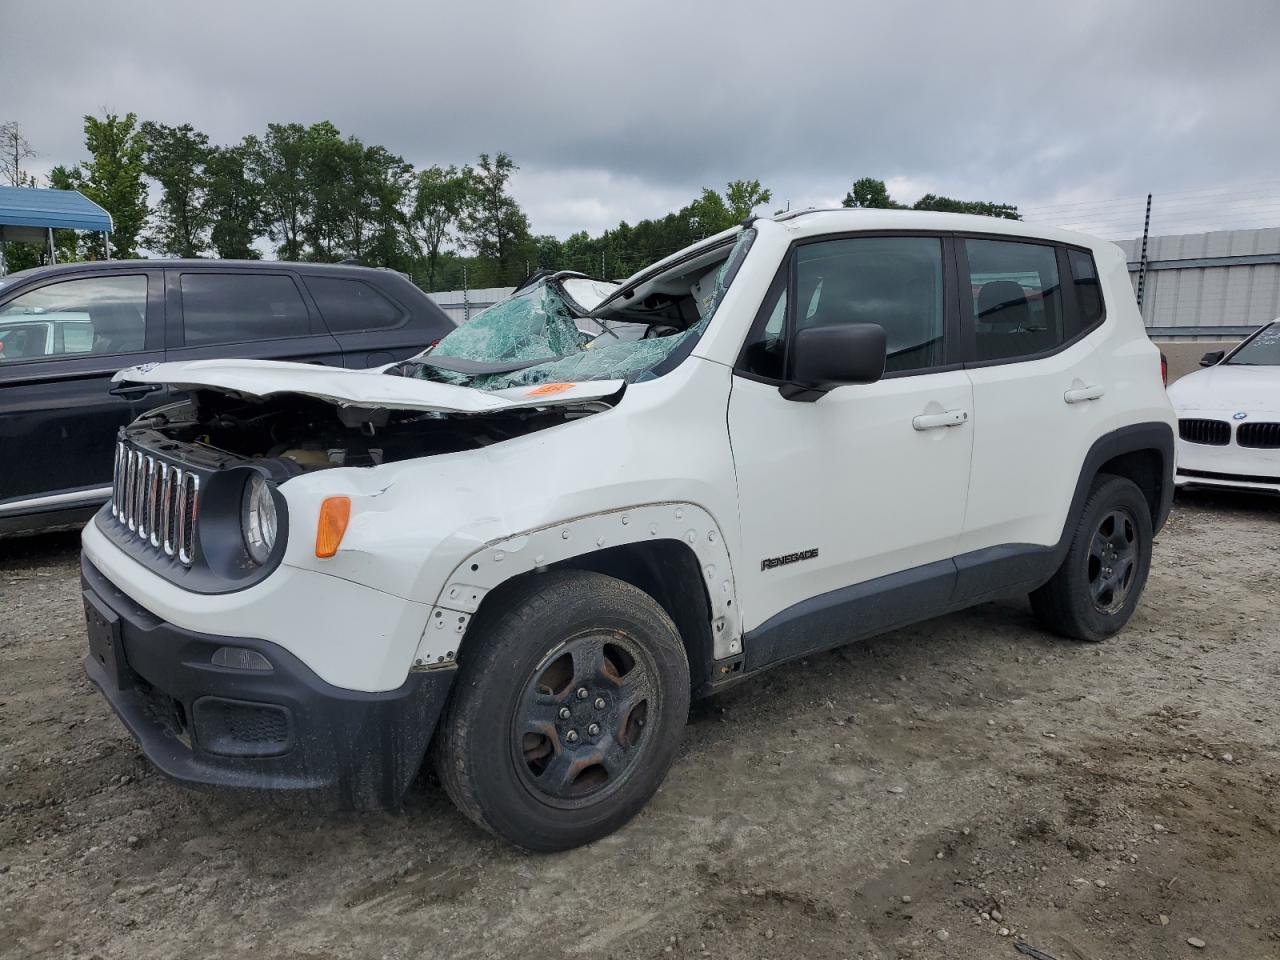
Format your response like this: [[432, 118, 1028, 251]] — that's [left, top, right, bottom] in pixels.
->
[[315, 496, 351, 558]]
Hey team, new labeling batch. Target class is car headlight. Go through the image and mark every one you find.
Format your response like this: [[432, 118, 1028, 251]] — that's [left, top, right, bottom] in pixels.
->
[[241, 474, 278, 564]]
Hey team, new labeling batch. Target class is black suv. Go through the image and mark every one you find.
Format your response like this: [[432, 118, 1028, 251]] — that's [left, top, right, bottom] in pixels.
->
[[0, 259, 453, 537]]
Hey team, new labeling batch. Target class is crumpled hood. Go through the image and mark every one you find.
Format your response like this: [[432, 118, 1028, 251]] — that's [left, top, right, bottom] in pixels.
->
[[1167, 364, 1280, 414], [113, 358, 624, 414]]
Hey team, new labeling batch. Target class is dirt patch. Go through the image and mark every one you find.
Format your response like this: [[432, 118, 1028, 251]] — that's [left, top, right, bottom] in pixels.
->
[[2, 493, 1279, 960]]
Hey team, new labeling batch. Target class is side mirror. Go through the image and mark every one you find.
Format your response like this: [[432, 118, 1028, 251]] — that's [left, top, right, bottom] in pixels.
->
[[782, 323, 886, 401], [1200, 350, 1225, 367]]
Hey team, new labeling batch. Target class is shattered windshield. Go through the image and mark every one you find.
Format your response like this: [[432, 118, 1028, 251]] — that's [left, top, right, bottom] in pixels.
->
[[413, 229, 755, 391]]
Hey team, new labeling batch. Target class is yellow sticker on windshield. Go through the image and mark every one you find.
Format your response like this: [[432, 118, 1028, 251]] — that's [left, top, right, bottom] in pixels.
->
[[526, 382, 575, 397]]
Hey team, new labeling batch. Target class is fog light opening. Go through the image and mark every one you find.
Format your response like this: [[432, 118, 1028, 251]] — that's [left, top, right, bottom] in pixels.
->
[[211, 646, 273, 671]]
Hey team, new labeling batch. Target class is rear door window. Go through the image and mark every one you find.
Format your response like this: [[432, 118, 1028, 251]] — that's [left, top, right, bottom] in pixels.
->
[[964, 239, 1066, 362], [179, 273, 310, 345], [306, 276, 405, 333]]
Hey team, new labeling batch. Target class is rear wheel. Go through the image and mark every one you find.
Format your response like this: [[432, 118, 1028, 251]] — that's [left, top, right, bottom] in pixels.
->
[[434, 569, 690, 851], [1030, 474, 1153, 641]]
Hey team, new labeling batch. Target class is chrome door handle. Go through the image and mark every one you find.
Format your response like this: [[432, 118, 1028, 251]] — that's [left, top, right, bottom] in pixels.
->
[[912, 409, 969, 431], [1064, 384, 1105, 404]]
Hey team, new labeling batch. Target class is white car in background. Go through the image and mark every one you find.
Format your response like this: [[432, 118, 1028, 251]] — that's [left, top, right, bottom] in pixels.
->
[[1168, 319, 1280, 496]]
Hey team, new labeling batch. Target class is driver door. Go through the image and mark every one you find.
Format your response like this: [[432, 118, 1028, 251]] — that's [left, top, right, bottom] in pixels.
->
[[727, 234, 973, 667]]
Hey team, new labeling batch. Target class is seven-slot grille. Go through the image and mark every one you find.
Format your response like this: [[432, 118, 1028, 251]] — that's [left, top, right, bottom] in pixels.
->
[[1178, 418, 1230, 446], [111, 441, 199, 564], [1237, 421, 1280, 449]]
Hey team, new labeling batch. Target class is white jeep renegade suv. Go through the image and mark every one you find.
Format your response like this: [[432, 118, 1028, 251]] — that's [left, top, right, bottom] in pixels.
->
[[81, 210, 1175, 850]]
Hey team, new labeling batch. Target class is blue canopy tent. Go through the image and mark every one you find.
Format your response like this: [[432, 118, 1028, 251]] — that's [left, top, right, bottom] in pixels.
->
[[0, 186, 114, 275]]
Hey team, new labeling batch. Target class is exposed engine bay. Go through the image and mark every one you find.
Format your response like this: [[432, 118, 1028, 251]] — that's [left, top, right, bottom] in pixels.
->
[[128, 388, 608, 476]]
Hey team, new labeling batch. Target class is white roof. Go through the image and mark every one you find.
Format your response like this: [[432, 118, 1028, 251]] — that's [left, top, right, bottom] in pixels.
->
[[775, 208, 1108, 249]]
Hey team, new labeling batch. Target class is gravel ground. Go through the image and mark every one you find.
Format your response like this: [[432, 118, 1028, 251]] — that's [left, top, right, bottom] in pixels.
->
[[1, 492, 1278, 960]]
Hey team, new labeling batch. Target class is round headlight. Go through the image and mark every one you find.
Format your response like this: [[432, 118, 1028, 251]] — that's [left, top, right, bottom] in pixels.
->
[[241, 474, 278, 564]]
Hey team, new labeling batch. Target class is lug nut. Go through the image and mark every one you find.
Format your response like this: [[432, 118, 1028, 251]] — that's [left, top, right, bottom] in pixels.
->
[[587, 723, 600, 736], [594, 697, 606, 710], [576, 687, 589, 700], [558, 707, 571, 720], [566, 730, 579, 743]]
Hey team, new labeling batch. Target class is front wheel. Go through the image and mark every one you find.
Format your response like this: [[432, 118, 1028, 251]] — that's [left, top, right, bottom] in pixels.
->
[[433, 570, 690, 851], [1030, 474, 1154, 641]]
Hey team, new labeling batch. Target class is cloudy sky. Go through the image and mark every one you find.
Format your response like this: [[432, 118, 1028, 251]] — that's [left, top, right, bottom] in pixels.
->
[[5, 0, 1280, 244]]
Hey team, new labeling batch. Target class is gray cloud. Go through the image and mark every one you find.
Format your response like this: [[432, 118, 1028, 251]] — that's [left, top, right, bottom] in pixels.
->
[[5, 0, 1279, 242]]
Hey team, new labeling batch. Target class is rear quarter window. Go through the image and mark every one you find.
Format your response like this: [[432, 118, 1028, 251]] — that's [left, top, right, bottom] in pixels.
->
[[305, 276, 405, 333], [1067, 249, 1105, 328]]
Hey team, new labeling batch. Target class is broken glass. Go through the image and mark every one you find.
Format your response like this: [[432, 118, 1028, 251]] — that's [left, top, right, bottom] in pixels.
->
[[416, 229, 756, 391], [430, 281, 588, 364]]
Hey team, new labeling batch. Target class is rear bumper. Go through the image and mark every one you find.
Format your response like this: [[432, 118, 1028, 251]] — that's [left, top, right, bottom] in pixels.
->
[[81, 555, 455, 809]]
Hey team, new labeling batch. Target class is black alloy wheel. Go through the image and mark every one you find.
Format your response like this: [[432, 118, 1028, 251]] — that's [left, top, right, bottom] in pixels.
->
[[1087, 507, 1140, 615], [512, 632, 654, 805]]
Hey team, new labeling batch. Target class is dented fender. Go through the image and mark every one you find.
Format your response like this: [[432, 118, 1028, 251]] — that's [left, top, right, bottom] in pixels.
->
[[413, 503, 742, 670]]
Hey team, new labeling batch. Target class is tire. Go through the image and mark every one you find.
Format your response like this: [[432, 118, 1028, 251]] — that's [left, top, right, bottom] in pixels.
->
[[1030, 474, 1154, 642], [433, 569, 690, 852]]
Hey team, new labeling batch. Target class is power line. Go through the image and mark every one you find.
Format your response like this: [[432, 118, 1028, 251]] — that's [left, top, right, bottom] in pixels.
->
[[1022, 178, 1280, 214]]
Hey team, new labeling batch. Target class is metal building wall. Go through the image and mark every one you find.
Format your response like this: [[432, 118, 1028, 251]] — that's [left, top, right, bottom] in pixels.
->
[[1117, 227, 1280, 337]]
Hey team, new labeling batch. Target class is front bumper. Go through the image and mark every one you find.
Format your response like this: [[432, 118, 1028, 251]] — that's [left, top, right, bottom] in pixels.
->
[[1174, 427, 1280, 496], [81, 556, 456, 809]]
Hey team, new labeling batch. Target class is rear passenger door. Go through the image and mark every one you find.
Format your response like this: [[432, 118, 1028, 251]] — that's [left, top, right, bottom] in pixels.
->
[[302, 274, 426, 368], [164, 269, 344, 367], [955, 237, 1114, 586]]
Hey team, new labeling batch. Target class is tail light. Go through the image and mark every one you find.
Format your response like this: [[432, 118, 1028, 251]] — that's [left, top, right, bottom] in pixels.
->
[[1160, 352, 1168, 386]]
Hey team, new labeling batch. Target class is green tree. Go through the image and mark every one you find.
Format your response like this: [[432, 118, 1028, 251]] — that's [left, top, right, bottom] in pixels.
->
[[911, 193, 1020, 219], [724, 178, 773, 220], [347, 143, 414, 268], [141, 121, 212, 257], [47, 165, 85, 263], [458, 152, 531, 273], [245, 123, 312, 260], [842, 177, 906, 209], [81, 113, 148, 257], [205, 143, 261, 259], [411, 164, 472, 289], [533, 234, 563, 270], [685, 189, 735, 237], [300, 121, 352, 260], [298, 126, 414, 265], [62, 112, 148, 258], [841, 176, 1019, 219]]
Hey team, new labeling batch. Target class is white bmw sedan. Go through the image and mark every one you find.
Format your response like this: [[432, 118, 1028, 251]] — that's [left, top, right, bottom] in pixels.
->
[[1168, 319, 1280, 496]]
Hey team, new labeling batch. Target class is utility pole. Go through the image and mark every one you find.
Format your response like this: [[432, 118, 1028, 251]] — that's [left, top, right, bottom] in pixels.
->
[[1135, 193, 1152, 321], [463, 263, 470, 324]]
